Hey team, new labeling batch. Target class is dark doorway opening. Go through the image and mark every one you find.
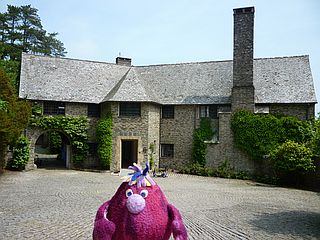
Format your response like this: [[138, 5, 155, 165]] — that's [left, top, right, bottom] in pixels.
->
[[121, 140, 138, 169]]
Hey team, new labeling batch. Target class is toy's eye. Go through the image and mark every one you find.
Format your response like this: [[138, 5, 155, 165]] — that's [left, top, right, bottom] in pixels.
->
[[140, 190, 148, 198], [126, 189, 133, 197]]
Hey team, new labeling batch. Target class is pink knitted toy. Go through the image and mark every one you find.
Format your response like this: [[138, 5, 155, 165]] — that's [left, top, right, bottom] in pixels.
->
[[93, 163, 188, 240]]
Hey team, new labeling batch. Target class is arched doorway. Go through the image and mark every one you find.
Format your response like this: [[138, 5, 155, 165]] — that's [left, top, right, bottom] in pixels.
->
[[33, 130, 71, 169]]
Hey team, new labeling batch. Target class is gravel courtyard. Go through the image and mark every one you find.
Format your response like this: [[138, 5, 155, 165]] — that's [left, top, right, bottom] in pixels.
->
[[0, 169, 319, 240]]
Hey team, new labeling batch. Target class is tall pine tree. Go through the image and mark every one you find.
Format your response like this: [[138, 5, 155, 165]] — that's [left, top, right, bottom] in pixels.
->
[[0, 4, 66, 60]]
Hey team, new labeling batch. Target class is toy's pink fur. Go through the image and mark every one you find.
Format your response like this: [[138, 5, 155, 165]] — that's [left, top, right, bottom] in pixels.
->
[[93, 182, 188, 240]]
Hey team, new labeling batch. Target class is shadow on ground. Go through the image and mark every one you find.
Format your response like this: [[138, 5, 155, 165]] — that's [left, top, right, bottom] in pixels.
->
[[250, 210, 320, 239]]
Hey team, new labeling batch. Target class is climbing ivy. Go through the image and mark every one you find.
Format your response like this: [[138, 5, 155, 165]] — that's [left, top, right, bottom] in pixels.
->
[[192, 117, 214, 167], [30, 115, 89, 165], [96, 112, 113, 169], [231, 110, 314, 161]]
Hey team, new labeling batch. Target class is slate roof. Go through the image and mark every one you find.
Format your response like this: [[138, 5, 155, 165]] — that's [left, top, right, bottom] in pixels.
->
[[19, 53, 317, 105]]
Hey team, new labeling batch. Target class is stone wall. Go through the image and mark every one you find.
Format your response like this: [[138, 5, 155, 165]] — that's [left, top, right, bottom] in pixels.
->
[[147, 103, 160, 169], [160, 105, 195, 169], [110, 102, 160, 172], [65, 102, 87, 116], [206, 112, 255, 173], [269, 103, 315, 120]]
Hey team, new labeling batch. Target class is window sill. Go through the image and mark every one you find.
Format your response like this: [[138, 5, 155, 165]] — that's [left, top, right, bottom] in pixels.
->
[[204, 140, 219, 144]]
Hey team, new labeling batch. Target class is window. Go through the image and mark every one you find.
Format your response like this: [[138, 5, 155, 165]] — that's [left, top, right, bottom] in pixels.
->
[[162, 105, 174, 119], [119, 102, 141, 117], [88, 104, 100, 117], [255, 106, 270, 114], [199, 105, 218, 119], [161, 144, 174, 158], [43, 101, 65, 115]]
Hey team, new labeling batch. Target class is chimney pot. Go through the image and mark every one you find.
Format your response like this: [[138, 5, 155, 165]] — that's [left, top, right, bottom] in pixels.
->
[[233, 6, 255, 14]]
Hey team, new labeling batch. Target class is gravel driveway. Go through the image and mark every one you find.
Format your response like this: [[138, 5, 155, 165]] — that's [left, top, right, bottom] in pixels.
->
[[0, 169, 319, 239]]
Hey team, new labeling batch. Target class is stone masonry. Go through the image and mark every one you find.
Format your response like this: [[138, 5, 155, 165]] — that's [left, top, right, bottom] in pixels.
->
[[109, 102, 160, 172], [160, 105, 196, 169], [20, 6, 317, 175], [232, 7, 255, 112]]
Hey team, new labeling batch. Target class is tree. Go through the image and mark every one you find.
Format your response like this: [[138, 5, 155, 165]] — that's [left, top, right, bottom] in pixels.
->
[[0, 5, 66, 60], [0, 69, 31, 170]]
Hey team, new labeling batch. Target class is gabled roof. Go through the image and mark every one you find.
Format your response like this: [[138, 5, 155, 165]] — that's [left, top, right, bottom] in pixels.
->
[[19, 53, 317, 105], [19, 53, 130, 104]]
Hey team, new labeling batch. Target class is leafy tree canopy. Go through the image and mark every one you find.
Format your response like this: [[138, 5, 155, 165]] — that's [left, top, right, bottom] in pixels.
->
[[0, 69, 31, 145], [0, 4, 66, 61]]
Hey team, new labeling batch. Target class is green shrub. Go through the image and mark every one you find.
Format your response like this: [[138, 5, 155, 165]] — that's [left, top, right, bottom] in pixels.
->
[[9, 136, 30, 170], [231, 110, 315, 161], [278, 116, 314, 144], [96, 112, 113, 169], [270, 140, 315, 174], [180, 161, 251, 180], [309, 118, 320, 156]]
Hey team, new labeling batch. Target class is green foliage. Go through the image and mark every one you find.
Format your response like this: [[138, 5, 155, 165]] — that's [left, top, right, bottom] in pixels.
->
[[278, 116, 314, 144], [270, 140, 315, 174], [192, 117, 214, 167], [30, 115, 89, 165], [8, 135, 30, 170], [49, 131, 62, 154], [0, 5, 66, 61], [309, 117, 320, 156], [0, 98, 7, 111], [180, 160, 251, 180], [0, 65, 31, 170], [231, 110, 318, 185], [149, 143, 155, 170], [96, 112, 113, 169], [0, 60, 20, 91], [0, 69, 31, 146], [31, 102, 42, 117], [231, 110, 282, 160], [231, 110, 314, 161]]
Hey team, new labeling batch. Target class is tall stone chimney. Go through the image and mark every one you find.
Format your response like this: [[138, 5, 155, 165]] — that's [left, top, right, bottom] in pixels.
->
[[116, 57, 132, 66], [231, 6, 255, 112]]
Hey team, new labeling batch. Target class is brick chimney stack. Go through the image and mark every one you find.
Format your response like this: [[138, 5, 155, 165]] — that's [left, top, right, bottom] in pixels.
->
[[231, 6, 255, 112], [116, 57, 132, 66]]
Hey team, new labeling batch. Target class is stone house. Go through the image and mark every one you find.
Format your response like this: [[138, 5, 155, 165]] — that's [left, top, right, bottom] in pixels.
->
[[19, 7, 317, 173]]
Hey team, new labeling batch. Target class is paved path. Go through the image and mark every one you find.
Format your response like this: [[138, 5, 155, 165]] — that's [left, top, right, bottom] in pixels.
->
[[0, 169, 319, 239]]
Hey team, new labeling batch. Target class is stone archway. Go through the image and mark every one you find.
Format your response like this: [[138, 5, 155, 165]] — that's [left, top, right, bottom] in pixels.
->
[[25, 128, 72, 170]]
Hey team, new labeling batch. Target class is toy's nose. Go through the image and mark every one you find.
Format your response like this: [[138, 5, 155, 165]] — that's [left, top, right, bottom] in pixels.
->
[[126, 194, 145, 214]]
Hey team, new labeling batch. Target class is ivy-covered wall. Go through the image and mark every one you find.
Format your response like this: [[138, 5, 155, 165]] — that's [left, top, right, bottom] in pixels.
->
[[26, 115, 89, 170]]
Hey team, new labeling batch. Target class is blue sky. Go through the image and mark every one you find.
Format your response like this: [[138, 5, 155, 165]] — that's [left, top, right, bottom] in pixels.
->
[[1, 0, 319, 113]]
